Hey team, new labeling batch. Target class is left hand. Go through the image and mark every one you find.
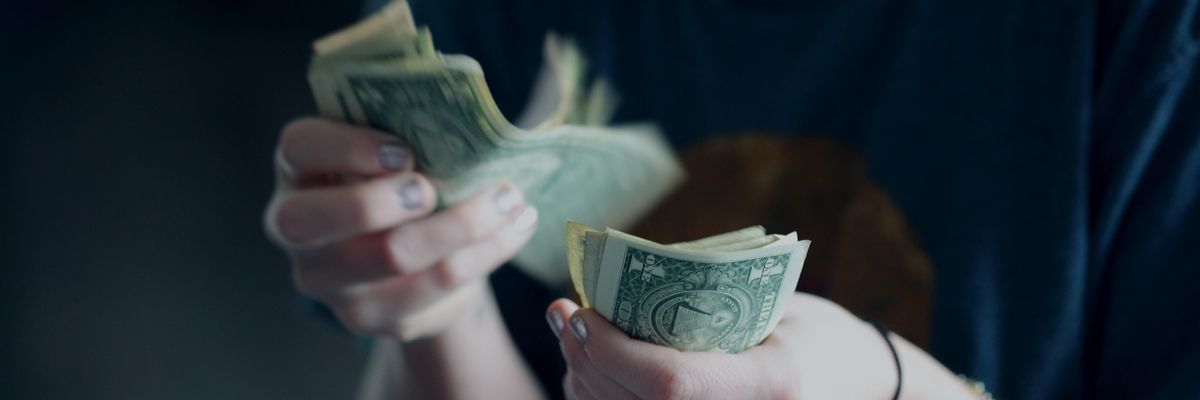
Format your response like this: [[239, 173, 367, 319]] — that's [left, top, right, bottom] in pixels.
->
[[545, 293, 901, 400]]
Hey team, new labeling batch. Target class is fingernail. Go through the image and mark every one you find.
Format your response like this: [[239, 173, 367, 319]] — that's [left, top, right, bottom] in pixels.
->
[[492, 185, 521, 215], [378, 143, 409, 171], [398, 179, 424, 209], [569, 314, 588, 344], [514, 207, 538, 231], [546, 309, 564, 340]]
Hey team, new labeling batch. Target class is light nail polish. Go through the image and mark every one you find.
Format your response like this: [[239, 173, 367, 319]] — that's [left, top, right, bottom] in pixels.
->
[[378, 144, 408, 171], [398, 179, 424, 209], [492, 185, 520, 215], [513, 207, 538, 231], [569, 314, 588, 343], [546, 310, 564, 339]]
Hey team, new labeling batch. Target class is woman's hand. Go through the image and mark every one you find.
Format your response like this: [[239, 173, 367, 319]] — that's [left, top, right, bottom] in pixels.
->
[[547, 293, 977, 399], [264, 118, 539, 341]]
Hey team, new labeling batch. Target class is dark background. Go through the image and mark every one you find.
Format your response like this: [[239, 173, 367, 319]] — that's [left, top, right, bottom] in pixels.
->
[[5, 1, 372, 398]]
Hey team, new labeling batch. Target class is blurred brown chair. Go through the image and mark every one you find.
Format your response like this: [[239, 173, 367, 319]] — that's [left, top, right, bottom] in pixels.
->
[[632, 134, 934, 347]]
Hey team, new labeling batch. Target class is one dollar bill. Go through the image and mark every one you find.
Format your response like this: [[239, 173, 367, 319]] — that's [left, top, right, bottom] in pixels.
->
[[568, 222, 810, 353]]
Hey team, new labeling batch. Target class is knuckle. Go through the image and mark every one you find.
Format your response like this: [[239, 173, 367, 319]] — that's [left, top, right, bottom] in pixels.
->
[[454, 188, 505, 239], [431, 258, 468, 289], [342, 186, 379, 230], [392, 320, 415, 341], [563, 347, 591, 373], [756, 358, 800, 400], [392, 318, 427, 342], [382, 228, 420, 272], [279, 119, 316, 156], [280, 117, 324, 138], [271, 197, 310, 245], [263, 197, 285, 243], [768, 381, 802, 400], [333, 297, 378, 334], [447, 205, 482, 240], [650, 363, 696, 400]]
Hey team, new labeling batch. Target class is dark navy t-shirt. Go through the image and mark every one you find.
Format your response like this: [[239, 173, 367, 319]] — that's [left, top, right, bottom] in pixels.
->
[[363, 1, 1200, 398]]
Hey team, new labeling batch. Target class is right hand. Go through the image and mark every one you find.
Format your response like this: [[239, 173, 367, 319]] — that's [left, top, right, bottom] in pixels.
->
[[263, 118, 539, 341]]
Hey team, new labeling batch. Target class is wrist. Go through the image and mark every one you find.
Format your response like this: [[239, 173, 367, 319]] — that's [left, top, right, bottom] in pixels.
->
[[393, 282, 545, 400], [865, 320, 902, 400], [390, 280, 497, 342], [855, 318, 974, 400], [890, 335, 979, 400], [389, 283, 498, 399], [424, 281, 498, 341]]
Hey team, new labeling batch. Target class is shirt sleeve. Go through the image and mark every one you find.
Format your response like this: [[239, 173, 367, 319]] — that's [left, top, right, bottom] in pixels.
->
[[1088, 0, 1200, 397]]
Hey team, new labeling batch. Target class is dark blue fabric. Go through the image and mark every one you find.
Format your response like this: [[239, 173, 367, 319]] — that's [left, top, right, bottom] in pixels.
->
[[368, 1, 1200, 398]]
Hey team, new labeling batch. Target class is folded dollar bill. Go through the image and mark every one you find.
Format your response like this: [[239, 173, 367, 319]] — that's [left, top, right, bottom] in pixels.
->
[[306, 0, 683, 286], [567, 222, 810, 353]]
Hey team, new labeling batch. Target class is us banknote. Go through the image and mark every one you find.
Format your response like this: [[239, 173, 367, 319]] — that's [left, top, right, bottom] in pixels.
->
[[306, 0, 683, 285], [568, 222, 810, 353]]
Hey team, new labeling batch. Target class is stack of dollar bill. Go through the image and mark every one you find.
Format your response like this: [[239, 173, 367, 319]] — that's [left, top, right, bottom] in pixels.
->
[[568, 222, 810, 353], [306, 0, 683, 285]]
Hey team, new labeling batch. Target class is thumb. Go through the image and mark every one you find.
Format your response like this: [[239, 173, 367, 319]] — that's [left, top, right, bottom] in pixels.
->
[[570, 307, 778, 400]]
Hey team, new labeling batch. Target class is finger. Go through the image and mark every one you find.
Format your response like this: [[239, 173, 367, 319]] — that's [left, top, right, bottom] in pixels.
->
[[290, 230, 401, 297], [568, 308, 707, 400], [326, 277, 487, 338], [386, 280, 486, 340], [291, 200, 533, 299], [385, 181, 527, 274], [351, 206, 539, 317], [550, 300, 639, 400], [266, 172, 436, 248], [564, 373, 598, 400], [545, 298, 580, 340], [273, 148, 342, 189], [278, 117, 412, 180], [573, 308, 776, 399]]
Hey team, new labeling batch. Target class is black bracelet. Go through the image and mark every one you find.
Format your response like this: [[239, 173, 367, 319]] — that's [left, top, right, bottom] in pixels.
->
[[868, 320, 902, 400]]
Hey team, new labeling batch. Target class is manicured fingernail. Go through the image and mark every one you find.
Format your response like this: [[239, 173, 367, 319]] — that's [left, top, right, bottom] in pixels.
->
[[514, 207, 538, 231], [398, 179, 424, 209], [378, 143, 409, 171], [569, 314, 588, 344], [492, 185, 520, 215], [546, 309, 564, 340]]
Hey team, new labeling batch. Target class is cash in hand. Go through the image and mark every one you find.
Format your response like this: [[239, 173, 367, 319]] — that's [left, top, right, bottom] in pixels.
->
[[568, 222, 810, 353], [306, 0, 683, 286]]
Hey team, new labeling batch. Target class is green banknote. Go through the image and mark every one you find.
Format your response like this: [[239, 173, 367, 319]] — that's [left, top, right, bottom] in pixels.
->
[[306, 0, 683, 285], [568, 222, 810, 353]]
